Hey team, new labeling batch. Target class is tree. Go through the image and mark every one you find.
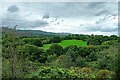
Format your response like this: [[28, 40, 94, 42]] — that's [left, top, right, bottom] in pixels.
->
[[50, 36, 61, 43], [23, 44, 47, 63], [64, 45, 79, 54], [109, 35, 118, 40], [75, 56, 86, 68], [29, 66, 78, 78], [2, 27, 27, 78], [65, 45, 79, 62], [79, 47, 91, 57], [87, 52, 97, 61], [23, 38, 43, 47], [46, 54, 57, 63], [96, 70, 114, 78], [31, 38, 43, 47], [51, 54, 76, 68], [47, 44, 63, 56]]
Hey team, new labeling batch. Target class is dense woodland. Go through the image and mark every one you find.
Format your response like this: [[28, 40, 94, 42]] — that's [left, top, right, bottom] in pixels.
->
[[2, 27, 120, 79]]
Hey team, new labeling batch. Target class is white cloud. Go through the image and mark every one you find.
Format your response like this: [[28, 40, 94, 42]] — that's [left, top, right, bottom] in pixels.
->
[[1, 2, 118, 35]]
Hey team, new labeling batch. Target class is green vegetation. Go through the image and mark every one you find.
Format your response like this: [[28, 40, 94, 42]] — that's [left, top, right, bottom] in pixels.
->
[[2, 27, 119, 79], [23, 38, 43, 47], [43, 39, 87, 49]]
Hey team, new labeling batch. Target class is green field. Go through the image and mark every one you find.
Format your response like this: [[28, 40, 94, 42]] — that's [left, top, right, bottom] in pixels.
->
[[42, 39, 87, 49]]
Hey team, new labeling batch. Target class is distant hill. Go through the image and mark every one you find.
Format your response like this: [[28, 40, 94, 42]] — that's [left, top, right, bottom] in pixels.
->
[[2, 27, 70, 37]]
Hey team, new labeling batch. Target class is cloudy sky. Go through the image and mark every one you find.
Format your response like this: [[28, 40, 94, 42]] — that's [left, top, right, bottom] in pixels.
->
[[1, 2, 118, 35]]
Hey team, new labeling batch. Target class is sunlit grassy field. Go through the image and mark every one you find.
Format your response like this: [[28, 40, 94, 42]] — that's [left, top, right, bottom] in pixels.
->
[[42, 39, 87, 49]]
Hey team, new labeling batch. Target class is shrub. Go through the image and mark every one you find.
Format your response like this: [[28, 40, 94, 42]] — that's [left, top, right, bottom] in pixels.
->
[[75, 56, 86, 68], [50, 36, 61, 43], [70, 67, 94, 78], [23, 44, 46, 63], [51, 55, 76, 68], [96, 70, 115, 78], [47, 44, 64, 56], [29, 66, 78, 78], [23, 38, 43, 47], [87, 52, 97, 61]]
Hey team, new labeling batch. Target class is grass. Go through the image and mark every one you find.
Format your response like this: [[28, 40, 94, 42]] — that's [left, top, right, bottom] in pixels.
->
[[42, 39, 87, 50]]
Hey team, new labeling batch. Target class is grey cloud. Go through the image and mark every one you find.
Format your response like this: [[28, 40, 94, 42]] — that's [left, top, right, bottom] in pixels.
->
[[32, 20, 49, 27], [7, 5, 19, 13], [2, 19, 49, 28], [95, 19, 102, 24], [50, 21, 54, 23], [18, 2, 117, 18], [55, 18, 57, 21], [95, 10, 108, 16], [80, 24, 84, 26], [83, 24, 118, 32], [57, 22, 59, 25], [88, 2, 105, 9], [95, 14, 112, 24], [42, 13, 50, 19], [85, 26, 117, 32], [3, 5, 49, 28], [2, 13, 49, 28], [101, 27, 118, 32], [95, 3, 117, 16]]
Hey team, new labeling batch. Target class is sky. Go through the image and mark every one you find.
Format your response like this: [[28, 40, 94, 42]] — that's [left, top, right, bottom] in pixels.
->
[[1, 2, 118, 36]]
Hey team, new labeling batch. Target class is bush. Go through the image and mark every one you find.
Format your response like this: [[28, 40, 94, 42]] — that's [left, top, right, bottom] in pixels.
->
[[87, 52, 97, 61], [70, 67, 95, 78], [79, 67, 93, 78], [50, 36, 61, 43], [23, 44, 46, 63], [78, 47, 91, 57], [47, 44, 64, 56], [51, 55, 76, 68], [96, 70, 115, 78], [46, 54, 57, 63], [29, 66, 78, 78], [75, 56, 86, 68], [23, 38, 43, 47]]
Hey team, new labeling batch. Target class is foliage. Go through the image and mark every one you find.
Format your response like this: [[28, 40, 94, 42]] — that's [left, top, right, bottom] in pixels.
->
[[22, 44, 47, 63], [28, 66, 78, 78], [47, 44, 64, 56], [50, 36, 62, 43], [51, 55, 76, 68], [27, 66, 115, 79], [96, 46, 118, 70], [78, 46, 91, 57], [64, 34, 118, 45], [2, 29, 27, 78], [65, 45, 79, 61], [23, 38, 43, 47], [50, 50, 87, 68], [87, 52, 97, 61], [74, 67, 93, 78], [96, 70, 115, 78], [42, 39, 87, 50], [42, 38, 51, 44], [46, 54, 57, 63], [2, 28, 119, 79], [75, 56, 87, 68]]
